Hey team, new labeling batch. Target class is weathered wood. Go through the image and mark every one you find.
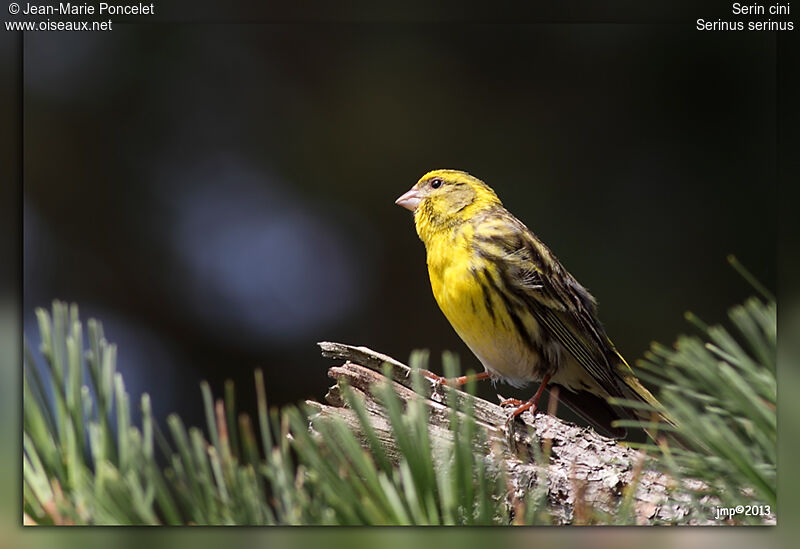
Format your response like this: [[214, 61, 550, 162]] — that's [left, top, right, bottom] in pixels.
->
[[309, 342, 723, 525]]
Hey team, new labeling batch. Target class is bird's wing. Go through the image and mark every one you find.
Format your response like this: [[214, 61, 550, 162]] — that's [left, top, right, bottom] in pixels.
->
[[518, 248, 678, 432], [480, 214, 629, 400], [525, 276, 628, 399], [474, 213, 676, 441]]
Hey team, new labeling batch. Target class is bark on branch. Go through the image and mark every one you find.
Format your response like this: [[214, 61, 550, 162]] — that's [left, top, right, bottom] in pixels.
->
[[308, 342, 719, 525]]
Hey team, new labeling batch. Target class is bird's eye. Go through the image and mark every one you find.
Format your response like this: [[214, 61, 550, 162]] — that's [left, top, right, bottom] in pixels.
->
[[431, 178, 443, 189]]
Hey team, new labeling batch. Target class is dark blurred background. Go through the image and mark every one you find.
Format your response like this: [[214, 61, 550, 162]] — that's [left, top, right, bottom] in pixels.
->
[[22, 24, 776, 430]]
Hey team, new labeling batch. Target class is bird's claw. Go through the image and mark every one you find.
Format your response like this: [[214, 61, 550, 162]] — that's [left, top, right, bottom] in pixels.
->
[[502, 399, 538, 428], [498, 397, 526, 408], [412, 369, 447, 390]]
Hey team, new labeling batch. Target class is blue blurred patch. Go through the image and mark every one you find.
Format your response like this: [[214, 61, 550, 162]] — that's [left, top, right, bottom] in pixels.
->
[[163, 158, 363, 344]]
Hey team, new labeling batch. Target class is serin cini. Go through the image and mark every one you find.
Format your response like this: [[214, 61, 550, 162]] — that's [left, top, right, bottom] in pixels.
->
[[396, 169, 665, 437]]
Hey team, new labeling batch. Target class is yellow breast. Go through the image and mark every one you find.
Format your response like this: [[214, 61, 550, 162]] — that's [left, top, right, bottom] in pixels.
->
[[424, 224, 544, 385]]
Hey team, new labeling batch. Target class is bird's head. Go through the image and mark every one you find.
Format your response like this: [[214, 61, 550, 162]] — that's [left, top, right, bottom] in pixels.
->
[[395, 169, 501, 241]]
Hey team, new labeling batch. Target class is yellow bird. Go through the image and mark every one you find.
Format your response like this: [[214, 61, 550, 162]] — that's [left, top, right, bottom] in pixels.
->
[[396, 169, 666, 438]]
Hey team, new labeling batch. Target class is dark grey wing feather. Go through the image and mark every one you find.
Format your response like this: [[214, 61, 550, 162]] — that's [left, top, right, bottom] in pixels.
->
[[493, 215, 629, 400]]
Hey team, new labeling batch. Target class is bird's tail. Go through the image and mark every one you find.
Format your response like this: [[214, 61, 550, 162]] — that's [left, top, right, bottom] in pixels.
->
[[615, 360, 681, 444]]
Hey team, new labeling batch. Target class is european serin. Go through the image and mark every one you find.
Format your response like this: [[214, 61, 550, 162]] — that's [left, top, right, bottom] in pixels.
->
[[396, 169, 666, 438]]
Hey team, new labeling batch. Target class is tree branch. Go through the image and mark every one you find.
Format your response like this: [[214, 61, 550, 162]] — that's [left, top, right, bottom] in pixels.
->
[[308, 342, 726, 525]]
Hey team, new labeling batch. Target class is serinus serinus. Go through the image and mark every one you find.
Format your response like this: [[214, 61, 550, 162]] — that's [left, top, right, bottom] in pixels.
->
[[396, 169, 668, 438]]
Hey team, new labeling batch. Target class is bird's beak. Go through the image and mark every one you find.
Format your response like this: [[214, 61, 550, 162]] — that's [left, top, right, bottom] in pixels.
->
[[395, 187, 422, 211]]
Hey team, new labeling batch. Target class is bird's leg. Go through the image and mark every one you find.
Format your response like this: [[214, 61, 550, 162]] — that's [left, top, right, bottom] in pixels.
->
[[502, 373, 552, 425], [418, 370, 491, 387], [498, 398, 526, 407], [443, 371, 491, 386]]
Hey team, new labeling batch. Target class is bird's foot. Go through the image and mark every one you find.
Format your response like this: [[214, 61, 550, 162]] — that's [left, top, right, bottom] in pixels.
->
[[414, 370, 490, 388], [416, 369, 445, 383], [500, 397, 539, 427], [410, 369, 449, 397], [415, 369, 447, 389], [443, 371, 491, 387], [500, 373, 552, 428], [498, 397, 526, 407]]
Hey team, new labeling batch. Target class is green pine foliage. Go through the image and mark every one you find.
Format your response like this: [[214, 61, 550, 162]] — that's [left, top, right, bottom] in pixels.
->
[[22, 303, 527, 525], [612, 257, 776, 524], [23, 260, 775, 525]]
